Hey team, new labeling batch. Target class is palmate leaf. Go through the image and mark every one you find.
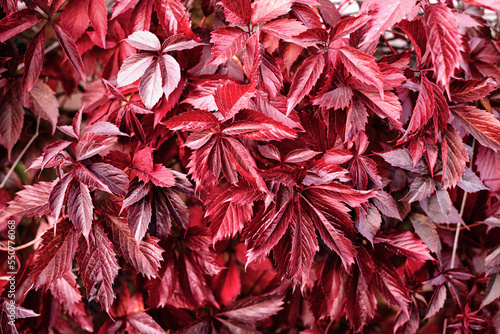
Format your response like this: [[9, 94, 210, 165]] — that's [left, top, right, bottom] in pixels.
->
[[77, 222, 120, 312], [0, 181, 52, 223]]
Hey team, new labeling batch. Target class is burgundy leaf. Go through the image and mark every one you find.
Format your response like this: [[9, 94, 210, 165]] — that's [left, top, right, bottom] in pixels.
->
[[405, 175, 436, 203], [53, 23, 86, 83], [126, 311, 164, 334], [32, 220, 79, 289], [345, 269, 377, 332], [162, 34, 204, 52], [425, 284, 446, 319], [21, 27, 46, 96], [409, 213, 440, 254], [217, 294, 284, 322], [0, 9, 43, 42], [128, 196, 152, 243], [67, 181, 93, 240], [372, 258, 411, 316], [355, 203, 381, 244], [376, 231, 434, 262], [476, 147, 500, 193], [286, 52, 325, 115], [0, 94, 24, 160], [424, 3, 462, 92], [104, 215, 163, 278], [49, 173, 74, 222], [77, 223, 119, 312], [403, 75, 435, 139], [86, 162, 129, 196], [313, 85, 353, 110]]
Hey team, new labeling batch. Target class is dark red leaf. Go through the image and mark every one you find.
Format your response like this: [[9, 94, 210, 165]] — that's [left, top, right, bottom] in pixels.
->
[[0, 9, 43, 42], [60, 0, 90, 42], [450, 77, 497, 103], [77, 222, 119, 312], [0, 94, 24, 160], [28, 81, 59, 133], [214, 82, 256, 120], [451, 105, 500, 152], [209, 27, 248, 66], [0, 181, 52, 222], [89, 0, 107, 47], [21, 26, 46, 96], [128, 196, 152, 243], [220, 0, 251, 26], [441, 126, 469, 189], [217, 294, 284, 322], [32, 220, 79, 289], [53, 23, 86, 83], [67, 180, 93, 240]]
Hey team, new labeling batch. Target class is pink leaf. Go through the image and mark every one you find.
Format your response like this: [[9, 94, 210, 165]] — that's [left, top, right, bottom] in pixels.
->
[[139, 60, 163, 109], [313, 85, 353, 110], [117, 54, 155, 88], [28, 81, 59, 133], [217, 294, 284, 322], [164, 110, 220, 131], [251, 0, 292, 25], [359, 0, 417, 48], [159, 54, 181, 98], [441, 126, 469, 189], [450, 77, 497, 103], [125, 30, 161, 51], [330, 15, 370, 40], [261, 19, 308, 40], [0, 94, 24, 160]]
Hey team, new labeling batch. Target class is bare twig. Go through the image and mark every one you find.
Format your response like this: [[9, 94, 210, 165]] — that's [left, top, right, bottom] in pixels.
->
[[0, 117, 40, 189]]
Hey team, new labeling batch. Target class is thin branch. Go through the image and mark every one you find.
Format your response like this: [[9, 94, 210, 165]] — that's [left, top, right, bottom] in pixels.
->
[[0, 233, 44, 252], [0, 117, 40, 189]]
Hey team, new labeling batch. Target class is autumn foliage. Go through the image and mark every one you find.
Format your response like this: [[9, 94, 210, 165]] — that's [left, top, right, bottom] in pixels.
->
[[1, 0, 500, 332]]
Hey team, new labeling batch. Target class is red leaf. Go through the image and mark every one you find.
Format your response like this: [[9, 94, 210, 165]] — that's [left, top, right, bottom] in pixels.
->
[[0, 93, 24, 160], [154, 0, 190, 35], [85, 162, 129, 196], [53, 23, 86, 83], [222, 109, 297, 141], [117, 54, 155, 88], [286, 52, 325, 115], [451, 105, 500, 152], [111, 0, 139, 19], [67, 180, 93, 241], [49, 271, 82, 308], [251, 0, 292, 25], [345, 269, 377, 332], [139, 164, 176, 188], [217, 294, 284, 322], [476, 146, 500, 193], [372, 258, 411, 316], [0, 9, 43, 43], [405, 175, 436, 202], [139, 60, 163, 109], [77, 222, 120, 312], [313, 85, 352, 110], [21, 26, 46, 96], [164, 110, 220, 131], [28, 81, 59, 133], [126, 311, 164, 334], [60, 0, 90, 42], [337, 47, 384, 98], [125, 30, 161, 51], [162, 34, 204, 52], [425, 284, 446, 319], [355, 203, 381, 244], [49, 173, 74, 222], [133, 147, 154, 172], [359, 0, 417, 48], [330, 15, 370, 40], [128, 196, 152, 243], [89, 0, 108, 47], [32, 220, 79, 289], [403, 75, 435, 139], [441, 126, 469, 189], [214, 82, 256, 120], [424, 3, 462, 93], [283, 149, 320, 164], [209, 27, 248, 66], [450, 77, 497, 103], [261, 19, 308, 40], [0, 181, 52, 222], [376, 231, 435, 262], [220, 0, 251, 26], [105, 215, 163, 279]]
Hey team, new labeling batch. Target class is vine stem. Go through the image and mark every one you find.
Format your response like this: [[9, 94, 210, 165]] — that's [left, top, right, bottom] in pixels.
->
[[0, 233, 43, 252], [443, 138, 476, 334], [0, 117, 40, 189]]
